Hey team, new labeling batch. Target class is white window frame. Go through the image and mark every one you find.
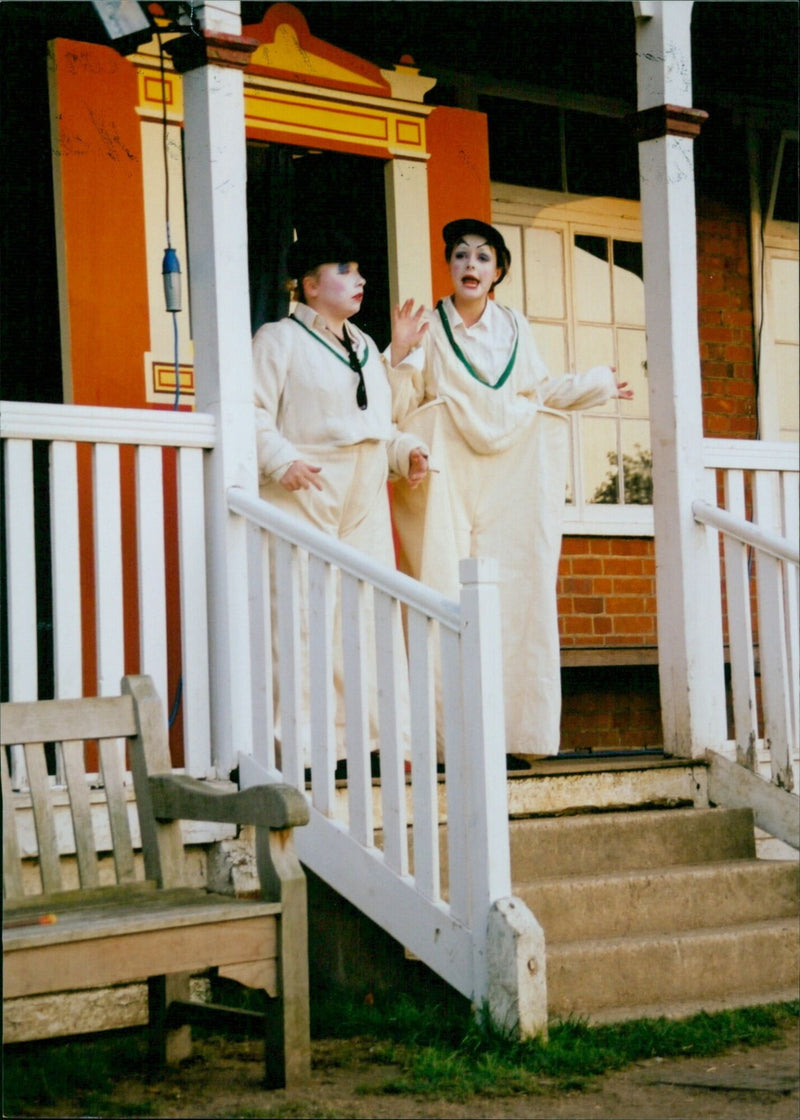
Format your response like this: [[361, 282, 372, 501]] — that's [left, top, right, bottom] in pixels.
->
[[759, 130, 799, 444], [492, 184, 653, 536]]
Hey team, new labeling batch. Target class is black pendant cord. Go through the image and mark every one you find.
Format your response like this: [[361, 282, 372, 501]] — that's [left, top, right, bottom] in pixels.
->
[[436, 300, 518, 389], [290, 314, 369, 409]]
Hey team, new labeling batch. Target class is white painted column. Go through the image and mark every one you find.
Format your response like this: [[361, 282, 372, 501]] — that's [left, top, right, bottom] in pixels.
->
[[633, 0, 727, 756], [384, 158, 433, 310], [168, 2, 259, 776]]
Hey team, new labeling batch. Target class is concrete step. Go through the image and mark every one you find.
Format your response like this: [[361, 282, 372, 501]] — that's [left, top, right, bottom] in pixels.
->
[[546, 918, 800, 1021], [505, 756, 710, 817], [516, 859, 799, 942], [509, 806, 756, 879]]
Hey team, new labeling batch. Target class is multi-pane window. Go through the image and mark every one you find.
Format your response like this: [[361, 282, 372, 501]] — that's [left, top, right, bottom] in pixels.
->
[[493, 189, 652, 533]]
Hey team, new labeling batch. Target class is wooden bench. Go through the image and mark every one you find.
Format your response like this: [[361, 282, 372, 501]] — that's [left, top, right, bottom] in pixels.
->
[[2, 675, 311, 1088]]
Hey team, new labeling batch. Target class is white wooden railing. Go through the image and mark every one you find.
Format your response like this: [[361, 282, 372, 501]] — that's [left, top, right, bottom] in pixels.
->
[[226, 487, 535, 1021], [1, 399, 540, 1029], [698, 439, 799, 796], [1, 400, 216, 783]]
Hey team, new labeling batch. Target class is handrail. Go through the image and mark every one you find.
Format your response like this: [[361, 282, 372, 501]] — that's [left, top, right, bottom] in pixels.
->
[[692, 499, 799, 565], [0, 400, 216, 448], [226, 487, 462, 631]]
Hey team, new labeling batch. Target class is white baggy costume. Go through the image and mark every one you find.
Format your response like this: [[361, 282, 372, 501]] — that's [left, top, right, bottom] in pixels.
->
[[254, 302, 423, 763], [388, 296, 617, 757]]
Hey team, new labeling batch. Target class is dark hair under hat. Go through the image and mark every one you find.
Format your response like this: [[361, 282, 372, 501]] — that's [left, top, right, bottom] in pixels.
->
[[442, 218, 511, 286], [286, 231, 359, 281]]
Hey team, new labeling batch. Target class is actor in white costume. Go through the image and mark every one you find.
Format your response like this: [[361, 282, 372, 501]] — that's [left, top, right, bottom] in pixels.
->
[[253, 231, 428, 770], [388, 219, 632, 762]]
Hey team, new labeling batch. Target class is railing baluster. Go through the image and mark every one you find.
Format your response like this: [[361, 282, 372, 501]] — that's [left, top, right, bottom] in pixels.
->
[[50, 442, 83, 703], [176, 446, 212, 777], [440, 622, 468, 923], [723, 468, 759, 767], [374, 588, 408, 876], [408, 608, 440, 901], [135, 445, 169, 715], [308, 553, 336, 814], [93, 443, 126, 775], [248, 520, 275, 772], [341, 571, 374, 847], [753, 471, 795, 790], [4, 438, 38, 787], [273, 538, 305, 790], [780, 472, 799, 753]]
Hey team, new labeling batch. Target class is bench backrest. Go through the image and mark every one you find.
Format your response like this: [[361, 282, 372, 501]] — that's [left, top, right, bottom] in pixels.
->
[[2, 676, 183, 902]]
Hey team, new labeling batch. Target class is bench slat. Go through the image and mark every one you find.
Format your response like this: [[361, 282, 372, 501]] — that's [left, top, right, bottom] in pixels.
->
[[61, 741, 100, 889], [2, 749, 24, 898], [1, 695, 136, 747], [98, 738, 137, 883], [25, 744, 63, 894]]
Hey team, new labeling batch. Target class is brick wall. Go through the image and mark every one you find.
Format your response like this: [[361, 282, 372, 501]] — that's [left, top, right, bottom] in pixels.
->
[[557, 537, 657, 648], [696, 197, 758, 439]]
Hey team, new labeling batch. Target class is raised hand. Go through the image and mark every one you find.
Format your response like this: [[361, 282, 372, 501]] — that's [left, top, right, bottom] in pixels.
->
[[390, 299, 429, 366]]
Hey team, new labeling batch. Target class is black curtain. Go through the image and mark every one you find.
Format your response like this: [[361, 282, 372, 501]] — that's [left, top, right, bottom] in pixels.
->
[[247, 144, 295, 332]]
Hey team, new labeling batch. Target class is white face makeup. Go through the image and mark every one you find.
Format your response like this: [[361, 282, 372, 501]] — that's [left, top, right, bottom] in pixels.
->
[[448, 235, 502, 309], [303, 261, 365, 323]]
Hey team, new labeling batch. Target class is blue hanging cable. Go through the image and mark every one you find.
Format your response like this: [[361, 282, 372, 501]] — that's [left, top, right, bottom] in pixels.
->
[[158, 32, 184, 727]]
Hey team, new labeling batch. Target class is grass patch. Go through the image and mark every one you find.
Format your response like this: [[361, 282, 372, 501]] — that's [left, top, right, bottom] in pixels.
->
[[375, 998, 799, 1097], [3, 995, 796, 1114], [2, 1029, 156, 1117]]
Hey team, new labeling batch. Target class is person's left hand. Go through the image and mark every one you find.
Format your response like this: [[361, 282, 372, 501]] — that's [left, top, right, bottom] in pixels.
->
[[407, 447, 429, 488], [608, 368, 633, 400]]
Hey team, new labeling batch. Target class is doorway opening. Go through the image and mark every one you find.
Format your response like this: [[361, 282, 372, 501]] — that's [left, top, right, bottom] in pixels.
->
[[247, 145, 391, 350]]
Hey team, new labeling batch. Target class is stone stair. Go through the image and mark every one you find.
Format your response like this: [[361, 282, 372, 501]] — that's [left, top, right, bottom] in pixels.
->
[[505, 760, 799, 1022]]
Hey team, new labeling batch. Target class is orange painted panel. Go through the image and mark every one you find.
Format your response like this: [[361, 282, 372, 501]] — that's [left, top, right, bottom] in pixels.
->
[[426, 106, 492, 303], [50, 39, 151, 409]]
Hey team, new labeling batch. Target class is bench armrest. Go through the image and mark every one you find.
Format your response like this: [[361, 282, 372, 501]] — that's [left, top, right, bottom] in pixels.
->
[[149, 775, 309, 830]]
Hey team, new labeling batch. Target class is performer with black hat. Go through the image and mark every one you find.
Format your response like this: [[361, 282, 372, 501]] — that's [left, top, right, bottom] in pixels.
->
[[388, 218, 632, 765], [253, 231, 428, 770]]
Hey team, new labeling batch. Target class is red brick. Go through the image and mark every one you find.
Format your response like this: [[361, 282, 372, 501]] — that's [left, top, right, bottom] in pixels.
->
[[571, 557, 600, 575], [605, 558, 644, 576], [574, 597, 604, 614]]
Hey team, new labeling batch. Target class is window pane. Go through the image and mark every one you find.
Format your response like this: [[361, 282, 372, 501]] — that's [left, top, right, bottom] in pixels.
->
[[526, 227, 564, 320], [583, 418, 620, 503], [612, 240, 645, 326], [772, 138, 798, 224], [574, 235, 612, 323], [532, 321, 569, 379], [616, 327, 648, 417], [771, 256, 799, 343], [575, 324, 615, 409], [621, 422, 653, 505], [776, 345, 799, 442], [494, 222, 524, 311]]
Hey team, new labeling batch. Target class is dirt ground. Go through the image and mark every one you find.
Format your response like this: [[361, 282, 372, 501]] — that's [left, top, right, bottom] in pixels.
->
[[21, 1018, 799, 1120]]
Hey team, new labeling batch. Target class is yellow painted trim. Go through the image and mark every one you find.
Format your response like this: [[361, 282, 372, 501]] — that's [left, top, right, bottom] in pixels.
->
[[249, 23, 385, 92], [153, 361, 195, 396], [132, 55, 430, 158], [136, 66, 183, 121], [244, 85, 427, 157]]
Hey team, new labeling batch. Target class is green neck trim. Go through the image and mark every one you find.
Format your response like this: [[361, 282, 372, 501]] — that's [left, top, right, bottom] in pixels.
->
[[290, 314, 368, 370], [436, 300, 517, 389]]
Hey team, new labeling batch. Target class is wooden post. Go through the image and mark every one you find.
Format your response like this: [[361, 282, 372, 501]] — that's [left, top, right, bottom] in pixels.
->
[[169, 2, 260, 776], [632, 0, 727, 757]]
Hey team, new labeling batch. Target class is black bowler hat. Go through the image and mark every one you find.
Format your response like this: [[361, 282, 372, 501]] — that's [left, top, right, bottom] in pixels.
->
[[442, 218, 511, 283], [286, 231, 359, 280]]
